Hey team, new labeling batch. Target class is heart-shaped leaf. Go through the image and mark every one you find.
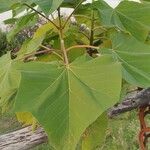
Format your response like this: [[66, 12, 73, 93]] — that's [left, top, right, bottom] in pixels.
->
[[0, 0, 63, 15], [33, 0, 64, 15], [7, 13, 38, 42], [94, 0, 150, 41], [17, 23, 54, 58], [100, 32, 150, 87], [62, 0, 86, 7], [14, 55, 121, 149]]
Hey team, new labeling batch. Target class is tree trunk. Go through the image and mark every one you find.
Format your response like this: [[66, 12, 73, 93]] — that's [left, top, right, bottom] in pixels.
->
[[108, 88, 150, 117], [0, 126, 48, 150]]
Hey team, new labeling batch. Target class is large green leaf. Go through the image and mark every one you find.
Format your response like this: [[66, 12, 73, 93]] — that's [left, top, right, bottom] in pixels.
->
[[0, 0, 20, 13], [33, 0, 64, 15], [17, 23, 53, 58], [4, 18, 18, 25], [100, 32, 150, 88], [14, 55, 121, 150], [94, 0, 150, 41], [0, 53, 20, 111], [0, 0, 63, 15], [62, 0, 86, 7], [0, 0, 35, 14], [7, 13, 38, 42]]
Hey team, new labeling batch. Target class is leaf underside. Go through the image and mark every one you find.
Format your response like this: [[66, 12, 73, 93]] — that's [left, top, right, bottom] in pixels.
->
[[14, 55, 121, 150]]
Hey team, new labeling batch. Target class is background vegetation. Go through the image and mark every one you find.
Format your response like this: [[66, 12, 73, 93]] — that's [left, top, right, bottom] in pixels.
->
[[0, 110, 145, 150], [0, 30, 22, 56]]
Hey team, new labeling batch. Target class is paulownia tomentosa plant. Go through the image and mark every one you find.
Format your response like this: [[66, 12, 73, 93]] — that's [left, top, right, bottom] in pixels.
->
[[0, 0, 150, 149]]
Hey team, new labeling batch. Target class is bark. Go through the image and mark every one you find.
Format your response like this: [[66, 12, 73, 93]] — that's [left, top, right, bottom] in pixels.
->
[[108, 88, 150, 118], [0, 126, 47, 150]]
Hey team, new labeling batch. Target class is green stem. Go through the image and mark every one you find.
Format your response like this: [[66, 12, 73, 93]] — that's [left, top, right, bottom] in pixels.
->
[[66, 45, 99, 51], [58, 8, 69, 65], [90, 8, 95, 45], [24, 3, 59, 29], [17, 48, 62, 61], [74, 15, 92, 20], [40, 45, 63, 60]]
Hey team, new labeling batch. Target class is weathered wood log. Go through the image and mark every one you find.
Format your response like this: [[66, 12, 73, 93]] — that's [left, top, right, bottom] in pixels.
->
[[108, 88, 150, 118], [0, 126, 48, 150]]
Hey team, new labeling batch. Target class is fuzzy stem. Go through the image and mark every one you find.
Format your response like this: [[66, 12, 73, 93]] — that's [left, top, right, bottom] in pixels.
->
[[66, 45, 99, 51], [90, 7, 95, 45], [74, 15, 92, 20], [24, 3, 59, 29], [57, 8, 69, 65], [17, 48, 63, 61], [40, 45, 63, 60]]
